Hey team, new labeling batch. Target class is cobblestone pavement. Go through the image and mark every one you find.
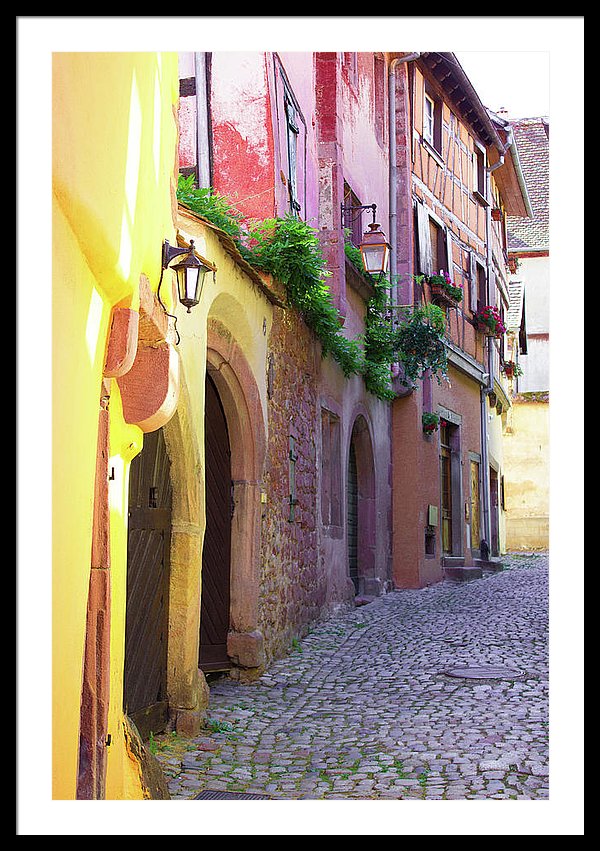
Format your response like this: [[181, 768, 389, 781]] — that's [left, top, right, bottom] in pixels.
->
[[154, 552, 549, 803]]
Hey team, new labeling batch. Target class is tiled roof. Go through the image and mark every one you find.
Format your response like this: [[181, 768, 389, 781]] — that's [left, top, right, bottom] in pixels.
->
[[507, 117, 549, 252]]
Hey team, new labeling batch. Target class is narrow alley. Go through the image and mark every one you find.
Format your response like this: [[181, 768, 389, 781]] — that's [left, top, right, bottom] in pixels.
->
[[154, 552, 549, 802]]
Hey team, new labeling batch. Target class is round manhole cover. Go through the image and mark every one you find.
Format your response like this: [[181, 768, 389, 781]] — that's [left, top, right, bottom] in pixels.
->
[[444, 665, 522, 680]]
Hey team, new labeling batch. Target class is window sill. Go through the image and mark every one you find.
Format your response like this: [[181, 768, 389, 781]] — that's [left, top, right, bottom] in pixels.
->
[[472, 190, 489, 207], [422, 138, 445, 168]]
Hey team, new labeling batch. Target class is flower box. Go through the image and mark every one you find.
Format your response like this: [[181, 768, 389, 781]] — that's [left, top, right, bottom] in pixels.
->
[[501, 361, 523, 380], [428, 273, 463, 307], [476, 321, 498, 336], [474, 306, 506, 338]]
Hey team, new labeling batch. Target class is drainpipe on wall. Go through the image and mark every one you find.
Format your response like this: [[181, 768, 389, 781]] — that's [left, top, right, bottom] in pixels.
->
[[194, 52, 212, 188], [479, 130, 512, 550]]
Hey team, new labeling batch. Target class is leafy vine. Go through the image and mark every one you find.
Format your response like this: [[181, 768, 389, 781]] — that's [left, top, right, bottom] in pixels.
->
[[176, 175, 448, 400]]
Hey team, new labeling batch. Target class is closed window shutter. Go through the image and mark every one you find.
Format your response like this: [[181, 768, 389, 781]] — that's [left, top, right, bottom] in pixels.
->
[[445, 229, 454, 279], [416, 201, 433, 276], [469, 251, 478, 312]]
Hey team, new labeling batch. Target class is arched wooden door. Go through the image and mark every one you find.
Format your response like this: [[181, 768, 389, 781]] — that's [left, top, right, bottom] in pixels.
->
[[124, 428, 172, 739], [347, 441, 359, 595], [347, 417, 376, 597], [199, 373, 232, 673]]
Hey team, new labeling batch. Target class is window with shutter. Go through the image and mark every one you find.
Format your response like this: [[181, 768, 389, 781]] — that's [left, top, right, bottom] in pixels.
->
[[416, 201, 433, 276], [423, 85, 443, 155], [446, 230, 454, 280], [285, 95, 301, 214], [469, 252, 487, 314], [274, 56, 306, 219], [418, 202, 453, 279], [469, 252, 478, 312]]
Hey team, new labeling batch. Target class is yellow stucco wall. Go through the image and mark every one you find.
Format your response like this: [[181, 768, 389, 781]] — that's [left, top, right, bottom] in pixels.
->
[[52, 52, 180, 799], [502, 398, 550, 550]]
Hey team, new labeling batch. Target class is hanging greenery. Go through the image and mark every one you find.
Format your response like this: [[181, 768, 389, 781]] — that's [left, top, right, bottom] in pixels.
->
[[395, 305, 448, 384], [176, 176, 449, 400], [245, 215, 363, 377]]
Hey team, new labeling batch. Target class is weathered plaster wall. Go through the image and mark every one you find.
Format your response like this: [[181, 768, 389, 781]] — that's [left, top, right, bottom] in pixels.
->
[[210, 52, 276, 221]]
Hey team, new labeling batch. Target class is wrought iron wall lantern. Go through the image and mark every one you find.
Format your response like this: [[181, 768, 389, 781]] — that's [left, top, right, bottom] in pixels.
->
[[359, 221, 391, 277], [341, 202, 391, 278], [162, 239, 216, 312], [158, 238, 217, 344]]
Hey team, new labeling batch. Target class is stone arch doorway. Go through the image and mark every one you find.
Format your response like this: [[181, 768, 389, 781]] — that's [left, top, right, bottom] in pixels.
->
[[203, 320, 267, 676], [347, 415, 376, 597]]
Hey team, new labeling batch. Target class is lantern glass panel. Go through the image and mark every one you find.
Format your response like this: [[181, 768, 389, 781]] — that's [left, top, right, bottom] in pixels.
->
[[362, 244, 388, 273], [178, 267, 202, 311]]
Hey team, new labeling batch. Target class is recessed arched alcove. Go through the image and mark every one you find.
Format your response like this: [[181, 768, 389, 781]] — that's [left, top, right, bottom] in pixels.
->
[[347, 413, 377, 597]]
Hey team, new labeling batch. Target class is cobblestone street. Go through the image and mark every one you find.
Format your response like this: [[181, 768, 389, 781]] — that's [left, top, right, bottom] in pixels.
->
[[154, 552, 551, 810]]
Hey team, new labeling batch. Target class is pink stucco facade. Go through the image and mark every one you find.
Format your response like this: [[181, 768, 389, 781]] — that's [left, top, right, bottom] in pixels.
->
[[177, 52, 395, 667]]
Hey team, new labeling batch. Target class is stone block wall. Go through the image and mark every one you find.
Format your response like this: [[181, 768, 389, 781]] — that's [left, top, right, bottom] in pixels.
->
[[259, 307, 324, 663]]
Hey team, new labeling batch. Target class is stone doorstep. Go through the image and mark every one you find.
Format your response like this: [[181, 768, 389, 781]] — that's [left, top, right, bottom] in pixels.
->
[[474, 558, 506, 572], [443, 563, 483, 581]]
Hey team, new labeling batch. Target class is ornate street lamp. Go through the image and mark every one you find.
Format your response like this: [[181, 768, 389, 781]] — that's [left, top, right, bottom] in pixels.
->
[[162, 239, 216, 313], [341, 201, 391, 278], [359, 221, 391, 277]]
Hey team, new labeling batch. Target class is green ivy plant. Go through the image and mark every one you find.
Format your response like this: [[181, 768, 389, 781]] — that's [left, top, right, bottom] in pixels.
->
[[244, 215, 363, 377], [176, 176, 449, 400], [177, 175, 247, 244]]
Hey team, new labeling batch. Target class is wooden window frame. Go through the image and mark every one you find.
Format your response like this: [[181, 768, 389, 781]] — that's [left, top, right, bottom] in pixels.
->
[[284, 91, 301, 215], [469, 252, 487, 314], [423, 85, 443, 157], [424, 93, 435, 146], [416, 201, 453, 279], [273, 55, 306, 218]]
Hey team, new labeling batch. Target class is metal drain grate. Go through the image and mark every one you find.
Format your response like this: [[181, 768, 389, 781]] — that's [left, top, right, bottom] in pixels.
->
[[443, 665, 522, 679], [194, 790, 271, 800]]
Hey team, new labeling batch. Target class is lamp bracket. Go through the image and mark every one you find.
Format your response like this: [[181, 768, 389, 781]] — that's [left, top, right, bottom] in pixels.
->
[[162, 239, 192, 270], [341, 202, 377, 228], [162, 238, 217, 273]]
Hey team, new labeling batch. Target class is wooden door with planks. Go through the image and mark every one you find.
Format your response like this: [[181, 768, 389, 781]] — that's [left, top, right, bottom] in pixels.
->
[[124, 428, 172, 739], [347, 441, 359, 594], [199, 373, 232, 673]]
